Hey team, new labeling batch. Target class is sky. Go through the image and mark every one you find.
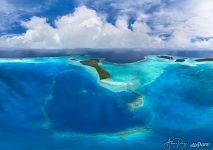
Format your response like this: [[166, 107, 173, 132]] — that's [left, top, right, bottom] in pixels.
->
[[0, 0, 213, 50]]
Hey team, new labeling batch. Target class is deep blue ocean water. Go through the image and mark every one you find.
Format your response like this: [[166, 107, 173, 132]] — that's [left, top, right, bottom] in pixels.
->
[[0, 50, 212, 150]]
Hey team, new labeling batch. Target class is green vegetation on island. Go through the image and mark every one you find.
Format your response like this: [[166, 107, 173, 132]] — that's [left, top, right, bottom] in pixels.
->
[[158, 55, 173, 60], [175, 58, 186, 62], [80, 59, 110, 80], [195, 58, 213, 62]]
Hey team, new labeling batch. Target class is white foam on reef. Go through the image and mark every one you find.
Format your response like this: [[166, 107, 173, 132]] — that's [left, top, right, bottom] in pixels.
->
[[101, 80, 128, 86], [100, 79, 129, 91]]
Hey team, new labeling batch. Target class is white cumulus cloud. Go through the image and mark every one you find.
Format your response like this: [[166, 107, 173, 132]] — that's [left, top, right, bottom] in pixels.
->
[[0, 6, 163, 49], [0, 1, 213, 50]]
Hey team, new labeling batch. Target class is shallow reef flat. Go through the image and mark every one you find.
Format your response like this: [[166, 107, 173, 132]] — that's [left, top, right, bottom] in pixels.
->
[[74, 55, 200, 92], [73, 55, 170, 92], [115, 127, 149, 137], [128, 95, 143, 110]]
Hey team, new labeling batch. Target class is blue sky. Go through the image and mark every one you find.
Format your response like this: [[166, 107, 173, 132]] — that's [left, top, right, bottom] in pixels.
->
[[0, 0, 213, 49]]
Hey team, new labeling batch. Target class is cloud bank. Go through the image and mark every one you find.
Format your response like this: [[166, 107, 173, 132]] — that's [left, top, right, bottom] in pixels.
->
[[0, 0, 213, 50]]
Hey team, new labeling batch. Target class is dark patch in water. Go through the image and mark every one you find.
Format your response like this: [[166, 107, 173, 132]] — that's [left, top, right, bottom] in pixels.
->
[[0, 102, 4, 112], [0, 73, 27, 97]]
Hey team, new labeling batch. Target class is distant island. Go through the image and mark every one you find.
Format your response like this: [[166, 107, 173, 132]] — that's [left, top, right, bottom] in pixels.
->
[[175, 58, 186, 62], [158, 55, 187, 62], [157, 55, 173, 60], [195, 58, 213, 62]]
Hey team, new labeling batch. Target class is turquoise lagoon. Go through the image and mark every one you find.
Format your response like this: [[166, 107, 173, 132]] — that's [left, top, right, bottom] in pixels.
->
[[0, 53, 212, 150]]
